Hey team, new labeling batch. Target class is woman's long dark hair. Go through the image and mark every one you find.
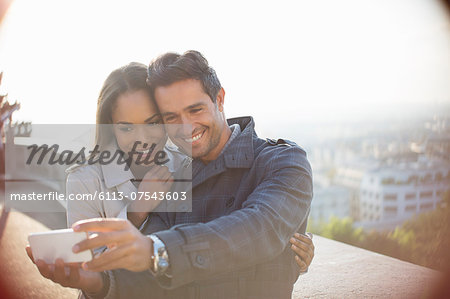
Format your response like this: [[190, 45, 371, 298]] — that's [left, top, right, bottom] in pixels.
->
[[95, 62, 153, 150]]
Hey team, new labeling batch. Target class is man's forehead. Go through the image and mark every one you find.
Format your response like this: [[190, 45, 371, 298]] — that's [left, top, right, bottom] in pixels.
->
[[154, 79, 203, 95], [159, 102, 206, 116], [154, 79, 211, 110]]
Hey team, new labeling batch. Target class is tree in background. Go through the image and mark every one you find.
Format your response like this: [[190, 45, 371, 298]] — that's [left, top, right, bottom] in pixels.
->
[[309, 192, 450, 271]]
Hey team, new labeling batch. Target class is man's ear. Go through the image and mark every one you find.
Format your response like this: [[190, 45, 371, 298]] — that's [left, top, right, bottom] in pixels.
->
[[216, 88, 225, 112]]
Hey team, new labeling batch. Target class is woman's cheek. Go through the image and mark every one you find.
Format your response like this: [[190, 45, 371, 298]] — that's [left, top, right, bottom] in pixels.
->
[[114, 132, 132, 153]]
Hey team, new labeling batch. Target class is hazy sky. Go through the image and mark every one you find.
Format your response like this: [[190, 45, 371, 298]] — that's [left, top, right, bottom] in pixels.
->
[[0, 0, 449, 136]]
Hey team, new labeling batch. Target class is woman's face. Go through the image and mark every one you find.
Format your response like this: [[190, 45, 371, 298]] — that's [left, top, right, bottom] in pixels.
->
[[111, 89, 166, 162]]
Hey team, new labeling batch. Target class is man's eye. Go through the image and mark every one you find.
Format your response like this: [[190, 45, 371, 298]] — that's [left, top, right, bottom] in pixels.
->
[[164, 116, 176, 122], [191, 108, 202, 113]]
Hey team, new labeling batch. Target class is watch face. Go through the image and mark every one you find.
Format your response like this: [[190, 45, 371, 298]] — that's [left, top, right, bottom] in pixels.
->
[[158, 259, 169, 269]]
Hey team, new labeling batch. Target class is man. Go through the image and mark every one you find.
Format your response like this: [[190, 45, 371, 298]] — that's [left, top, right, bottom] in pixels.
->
[[27, 51, 314, 298]]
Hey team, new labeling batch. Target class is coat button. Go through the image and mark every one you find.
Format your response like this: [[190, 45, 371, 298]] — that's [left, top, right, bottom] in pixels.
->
[[196, 255, 205, 265], [225, 197, 235, 208]]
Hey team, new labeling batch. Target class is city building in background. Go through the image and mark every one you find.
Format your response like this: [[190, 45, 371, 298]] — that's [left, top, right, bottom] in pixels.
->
[[307, 111, 450, 231], [358, 157, 449, 230]]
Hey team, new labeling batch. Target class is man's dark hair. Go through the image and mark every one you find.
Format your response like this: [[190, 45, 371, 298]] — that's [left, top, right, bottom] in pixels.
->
[[146, 50, 221, 103]]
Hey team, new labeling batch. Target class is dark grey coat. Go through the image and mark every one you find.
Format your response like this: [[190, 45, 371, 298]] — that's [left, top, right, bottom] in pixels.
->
[[102, 116, 313, 299]]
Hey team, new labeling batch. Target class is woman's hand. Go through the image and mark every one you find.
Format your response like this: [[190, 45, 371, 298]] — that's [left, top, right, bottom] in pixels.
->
[[128, 165, 173, 228], [25, 245, 103, 293], [290, 232, 314, 273], [72, 218, 153, 272]]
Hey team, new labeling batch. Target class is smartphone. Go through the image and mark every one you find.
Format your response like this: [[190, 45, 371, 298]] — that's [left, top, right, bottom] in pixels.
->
[[28, 228, 93, 264]]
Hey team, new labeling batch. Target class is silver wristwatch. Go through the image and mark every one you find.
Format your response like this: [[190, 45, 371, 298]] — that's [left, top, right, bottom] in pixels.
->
[[148, 234, 169, 276]]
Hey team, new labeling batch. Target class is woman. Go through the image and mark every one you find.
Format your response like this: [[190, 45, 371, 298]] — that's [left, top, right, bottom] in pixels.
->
[[26, 62, 314, 295], [65, 62, 184, 230]]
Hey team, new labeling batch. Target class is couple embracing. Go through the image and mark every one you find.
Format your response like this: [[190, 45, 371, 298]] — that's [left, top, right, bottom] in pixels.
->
[[26, 50, 314, 299]]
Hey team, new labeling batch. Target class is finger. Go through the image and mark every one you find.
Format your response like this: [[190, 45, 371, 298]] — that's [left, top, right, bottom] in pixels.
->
[[148, 165, 168, 176], [161, 171, 173, 184], [149, 167, 170, 184], [84, 256, 131, 272], [53, 259, 69, 286], [26, 245, 35, 263], [156, 165, 169, 176], [145, 165, 164, 177], [306, 232, 313, 239], [73, 230, 133, 253], [291, 244, 310, 264], [143, 166, 168, 180], [290, 239, 314, 265], [294, 233, 313, 245], [35, 260, 54, 280], [157, 165, 169, 175], [156, 167, 169, 179], [73, 218, 129, 232], [68, 264, 80, 283], [84, 244, 132, 271], [295, 255, 308, 272], [142, 167, 161, 180], [166, 175, 174, 184], [290, 236, 313, 253], [154, 166, 171, 182]]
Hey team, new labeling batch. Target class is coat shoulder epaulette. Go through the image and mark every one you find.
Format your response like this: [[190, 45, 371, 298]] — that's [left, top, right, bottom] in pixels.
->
[[266, 138, 292, 146]]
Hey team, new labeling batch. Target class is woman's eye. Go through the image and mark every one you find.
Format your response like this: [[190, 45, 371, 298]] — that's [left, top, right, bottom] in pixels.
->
[[118, 126, 132, 132], [148, 119, 162, 125]]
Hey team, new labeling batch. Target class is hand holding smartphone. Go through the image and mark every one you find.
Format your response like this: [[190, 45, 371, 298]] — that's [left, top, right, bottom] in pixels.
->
[[28, 228, 93, 264]]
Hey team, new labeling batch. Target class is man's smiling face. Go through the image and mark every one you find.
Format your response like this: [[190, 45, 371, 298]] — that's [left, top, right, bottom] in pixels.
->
[[154, 78, 228, 163]]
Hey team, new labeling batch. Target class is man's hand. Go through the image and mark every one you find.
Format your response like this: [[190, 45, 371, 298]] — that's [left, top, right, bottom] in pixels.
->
[[128, 165, 174, 228], [25, 245, 103, 293], [72, 218, 153, 272], [290, 232, 314, 273]]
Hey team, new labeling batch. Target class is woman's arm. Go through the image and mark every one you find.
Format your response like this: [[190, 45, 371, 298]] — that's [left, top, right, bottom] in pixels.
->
[[66, 168, 103, 227], [25, 167, 106, 296]]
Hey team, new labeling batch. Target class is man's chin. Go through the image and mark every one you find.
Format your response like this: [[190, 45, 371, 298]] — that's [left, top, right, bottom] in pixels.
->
[[190, 151, 203, 160], [192, 147, 214, 161], [171, 140, 211, 160]]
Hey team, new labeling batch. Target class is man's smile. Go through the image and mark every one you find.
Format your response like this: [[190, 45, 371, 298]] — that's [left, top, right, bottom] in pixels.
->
[[183, 129, 206, 145]]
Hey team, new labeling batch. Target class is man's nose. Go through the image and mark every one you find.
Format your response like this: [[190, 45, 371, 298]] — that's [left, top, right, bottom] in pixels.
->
[[179, 115, 193, 136], [180, 124, 193, 138], [178, 114, 192, 125]]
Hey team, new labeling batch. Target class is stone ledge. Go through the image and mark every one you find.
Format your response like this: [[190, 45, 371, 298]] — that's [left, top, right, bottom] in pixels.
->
[[293, 235, 441, 299], [0, 210, 442, 298]]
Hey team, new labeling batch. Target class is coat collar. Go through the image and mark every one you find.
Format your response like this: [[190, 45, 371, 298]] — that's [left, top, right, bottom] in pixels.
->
[[223, 116, 255, 169], [191, 116, 256, 189], [100, 144, 135, 189], [99, 146, 137, 204]]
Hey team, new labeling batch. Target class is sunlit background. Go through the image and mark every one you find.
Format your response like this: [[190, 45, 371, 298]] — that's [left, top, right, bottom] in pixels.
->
[[0, 0, 449, 138], [1, 1, 450, 290]]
